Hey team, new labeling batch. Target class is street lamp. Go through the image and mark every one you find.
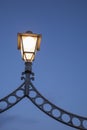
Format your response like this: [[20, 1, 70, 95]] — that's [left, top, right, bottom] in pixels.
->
[[17, 31, 42, 96], [0, 31, 87, 130], [17, 31, 42, 62]]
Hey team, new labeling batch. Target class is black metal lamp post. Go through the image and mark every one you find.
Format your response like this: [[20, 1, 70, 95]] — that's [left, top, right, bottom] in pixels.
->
[[0, 31, 87, 130], [17, 31, 42, 96]]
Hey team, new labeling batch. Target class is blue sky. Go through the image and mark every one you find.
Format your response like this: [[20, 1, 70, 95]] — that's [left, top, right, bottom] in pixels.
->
[[0, 0, 87, 130]]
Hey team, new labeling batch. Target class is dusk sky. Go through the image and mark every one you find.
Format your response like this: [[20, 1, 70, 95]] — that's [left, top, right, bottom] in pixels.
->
[[0, 0, 87, 130]]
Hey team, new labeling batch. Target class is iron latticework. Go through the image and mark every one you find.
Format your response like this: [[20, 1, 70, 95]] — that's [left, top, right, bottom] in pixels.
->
[[0, 62, 87, 130]]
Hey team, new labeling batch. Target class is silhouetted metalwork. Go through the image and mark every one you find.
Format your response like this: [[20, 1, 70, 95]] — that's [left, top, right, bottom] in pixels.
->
[[0, 62, 87, 130]]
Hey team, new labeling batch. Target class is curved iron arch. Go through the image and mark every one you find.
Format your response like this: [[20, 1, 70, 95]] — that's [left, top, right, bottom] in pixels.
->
[[0, 82, 25, 113], [27, 82, 87, 130], [0, 81, 87, 129]]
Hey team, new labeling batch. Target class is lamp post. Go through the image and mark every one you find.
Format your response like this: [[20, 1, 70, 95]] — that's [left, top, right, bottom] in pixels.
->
[[17, 31, 42, 96], [0, 31, 87, 130]]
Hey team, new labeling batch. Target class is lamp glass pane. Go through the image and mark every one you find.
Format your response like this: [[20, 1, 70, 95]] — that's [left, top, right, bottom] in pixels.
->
[[23, 53, 35, 62], [21, 36, 37, 62], [22, 36, 37, 53]]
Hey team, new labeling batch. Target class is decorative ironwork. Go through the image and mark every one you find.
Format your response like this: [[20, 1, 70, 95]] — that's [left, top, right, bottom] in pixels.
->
[[0, 82, 25, 113], [0, 81, 87, 129], [28, 82, 87, 130], [0, 62, 87, 130]]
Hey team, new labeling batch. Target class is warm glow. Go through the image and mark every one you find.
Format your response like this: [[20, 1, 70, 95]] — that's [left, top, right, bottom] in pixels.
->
[[20, 36, 37, 62], [23, 53, 35, 62], [22, 36, 37, 53], [17, 31, 42, 62]]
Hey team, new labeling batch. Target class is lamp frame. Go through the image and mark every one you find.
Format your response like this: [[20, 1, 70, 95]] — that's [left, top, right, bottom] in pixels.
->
[[17, 32, 42, 51]]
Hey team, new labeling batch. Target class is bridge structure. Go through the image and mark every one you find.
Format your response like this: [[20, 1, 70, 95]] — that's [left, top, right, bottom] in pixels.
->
[[0, 62, 87, 130]]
